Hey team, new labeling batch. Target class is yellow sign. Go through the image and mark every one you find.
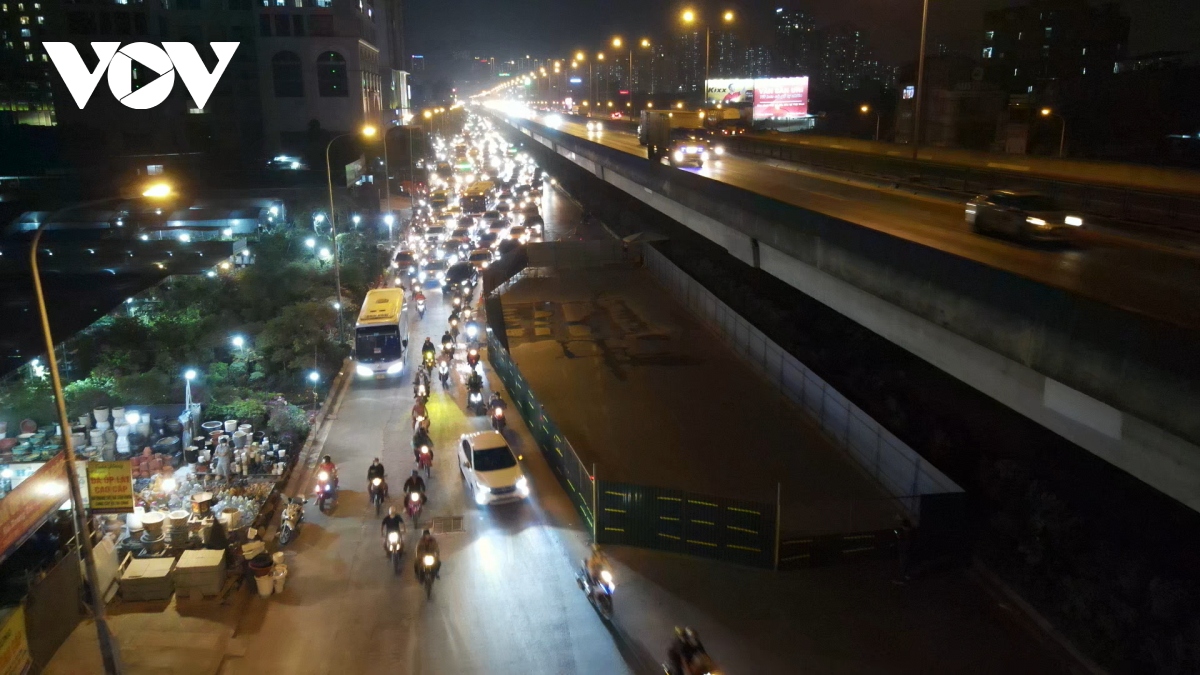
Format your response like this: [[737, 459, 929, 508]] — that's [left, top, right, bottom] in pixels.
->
[[0, 606, 30, 675], [86, 461, 134, 514]]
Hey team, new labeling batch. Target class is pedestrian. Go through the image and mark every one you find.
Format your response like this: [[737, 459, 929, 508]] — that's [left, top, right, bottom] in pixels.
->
[[893, 517, 915, 585]]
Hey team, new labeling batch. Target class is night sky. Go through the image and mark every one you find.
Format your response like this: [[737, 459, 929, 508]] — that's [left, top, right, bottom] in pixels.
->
[[406, 0, 1200, 65]]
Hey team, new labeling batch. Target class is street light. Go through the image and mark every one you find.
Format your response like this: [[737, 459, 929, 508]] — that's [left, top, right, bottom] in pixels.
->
[[142, 182, 173, 198], [860, 104, 881, 141], [231, 335, 245, 350], [613, 36, 652, 101], [681, 8, 734, 100], [910, 0, 931, 159], [1041, 108, 1067, 158], [305, 237, 316, 248], [324, 124, 377, 343]]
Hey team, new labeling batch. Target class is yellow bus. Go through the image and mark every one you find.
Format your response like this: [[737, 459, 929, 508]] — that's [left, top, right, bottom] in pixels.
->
[[354, 288, 410, 379], [460, 180, 495, 215]]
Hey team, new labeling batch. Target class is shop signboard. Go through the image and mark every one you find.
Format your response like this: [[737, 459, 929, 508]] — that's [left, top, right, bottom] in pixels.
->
[[0, 606, 30, 675], [705, 78, 755, 106], [752, 76, 809, 121], [0, 453, 67, 566], [86, 461, 134, 514]]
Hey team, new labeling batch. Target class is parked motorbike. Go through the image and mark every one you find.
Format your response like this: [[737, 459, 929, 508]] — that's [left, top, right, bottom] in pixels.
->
[[491, 405, 507, 431], [576, 564, 615, 621], [406, 490, 425, 524], [417, 445, 433, 477], [278, 497, 305, 545], [386, 529, 405, 575], [417, 552, 439, 599], [369, 477, 387, 516], [315, 471, 337, 513]]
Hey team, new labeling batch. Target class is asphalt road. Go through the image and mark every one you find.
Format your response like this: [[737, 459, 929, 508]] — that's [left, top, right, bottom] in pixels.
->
[[222, 181, 1068, 675], [548, 119, 1200, 332]]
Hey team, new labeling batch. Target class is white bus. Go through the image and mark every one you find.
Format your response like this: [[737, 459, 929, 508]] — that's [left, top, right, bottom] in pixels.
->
[[354, 288, 410, 380]]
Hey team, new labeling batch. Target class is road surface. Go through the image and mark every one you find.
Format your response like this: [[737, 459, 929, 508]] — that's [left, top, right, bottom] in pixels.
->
[[539, 118, 1200, 332]]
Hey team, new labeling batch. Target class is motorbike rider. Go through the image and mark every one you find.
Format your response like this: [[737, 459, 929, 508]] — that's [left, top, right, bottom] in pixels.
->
[[466, 370, 483, 394], [667, 627, 707, 675], [414, 528, 441, 577], [380, 506, 405, 555], [367, 457, 387, 497], [584, 543, 610, 588], [413, 368, 431, 398], [412, 426, 433, 462], [317, 455, 338, 489], [421, 337, 436, 361], [441, 330, 455, 355], [412, 399, 430, 431], [437, 358, 451, 384], [413, 288, 426, 305], [403, 469, 427, 505], [489, 392, 507, 413]]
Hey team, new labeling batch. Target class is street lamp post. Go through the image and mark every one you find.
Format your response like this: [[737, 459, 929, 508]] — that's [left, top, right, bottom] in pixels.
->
[[325, 125, 376, 344], [611, 37, 652, 104], [682, 9, 734, 104], [1041, 108, 1067, 158], [29, 202, 143, 674], [308, 371, 320, 412], [910, 0, 931, 159], [861, 104, 881, 141]]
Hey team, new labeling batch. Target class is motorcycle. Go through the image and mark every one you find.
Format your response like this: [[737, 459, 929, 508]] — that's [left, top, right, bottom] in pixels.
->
[[417, 445, 433, 477], [405, 490, 424, 524], [438, 360, 451, 388], [278, 497, 305, 545], [385, 529, 405, 575], [467, 389, 484, 415], [369, 477, 387, 516], [464, 322, 480, 346], [416, 299, 426, 319], [422, 350, 436, 374], [466, 347, 480, 370], [441, 342, 455, 359], [413, 379, 429, 403], [491, 405, 507, 431], [661, 652, 720, 675], [417, 552, 439, 599], [577, 564, 616, 621], [413, 413, 430, 434], [315, 471, 337, 513], [451, 294, 463, 309]]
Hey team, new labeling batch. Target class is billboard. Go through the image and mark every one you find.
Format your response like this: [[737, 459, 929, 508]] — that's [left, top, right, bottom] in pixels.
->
[[705, 78, 755, 106], [752, 77, 809, 121]]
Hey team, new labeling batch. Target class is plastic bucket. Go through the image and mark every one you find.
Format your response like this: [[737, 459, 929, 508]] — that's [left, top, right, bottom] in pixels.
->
[[254, 574, 274, 597], [271, 564, 288, 593]]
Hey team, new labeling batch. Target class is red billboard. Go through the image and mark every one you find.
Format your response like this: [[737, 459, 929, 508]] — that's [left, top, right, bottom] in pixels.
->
[[752, 77, 809, 121]]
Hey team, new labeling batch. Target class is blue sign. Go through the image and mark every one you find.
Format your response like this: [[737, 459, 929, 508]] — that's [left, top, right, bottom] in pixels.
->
[[569, 77, 582, 84]]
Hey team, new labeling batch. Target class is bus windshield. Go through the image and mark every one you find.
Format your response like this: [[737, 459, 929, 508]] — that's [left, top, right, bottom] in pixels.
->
[[356, 326, 402, 363], [461, 195, 488, 214]]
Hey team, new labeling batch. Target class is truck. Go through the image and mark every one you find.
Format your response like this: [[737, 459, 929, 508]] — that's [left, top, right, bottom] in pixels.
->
[[638, 110, 705, 146], [640, 111, 714, 168]]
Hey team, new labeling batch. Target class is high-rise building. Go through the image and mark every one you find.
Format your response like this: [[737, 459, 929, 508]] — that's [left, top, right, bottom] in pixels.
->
[[674, 31, 703, 93], [773, 7, 817, 77], [744, 46, 773, 78], [48, 0, 263, 163], [981, 0, 1129, 93], [819, 22, 870, 91], [648, 42, 672, 94], [256, 0, 388, 154], [712, 30, 741, 78], [374, 0, 407, 117], [0, 0, 58, 126]]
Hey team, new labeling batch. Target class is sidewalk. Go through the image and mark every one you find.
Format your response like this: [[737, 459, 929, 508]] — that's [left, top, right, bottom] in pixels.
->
[[44, 592, 249, 675]]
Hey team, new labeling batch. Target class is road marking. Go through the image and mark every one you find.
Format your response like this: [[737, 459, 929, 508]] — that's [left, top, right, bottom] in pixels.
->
[[726, 544, 761, 553], [986, 162, 1030, 172]]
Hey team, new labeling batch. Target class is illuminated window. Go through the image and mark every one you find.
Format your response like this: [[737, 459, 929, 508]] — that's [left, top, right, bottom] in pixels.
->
[[23, 40, 29, 48], [1, 5, 7, 12], [18, 14, 27, 23], [35, 14, 40, 23], [1081, 67, 1087, 75], [25, 53, 31, 61], [984, 31, 994, 41], [40, 52, 45, 61], [982, 47, 993, 59], [17, 2, 23, 8], [1081, 47, 1086, 55], [1044, 27, 1052, 37], [20, 28, 28, 36]]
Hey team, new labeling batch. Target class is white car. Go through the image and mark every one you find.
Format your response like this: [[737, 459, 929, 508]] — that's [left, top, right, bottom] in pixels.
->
[[459, 431, 528, 505], [586, 120, 603, 133]]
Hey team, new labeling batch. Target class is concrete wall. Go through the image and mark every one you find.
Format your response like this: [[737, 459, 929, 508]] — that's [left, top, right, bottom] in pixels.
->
[[496, 112, 1200, 514]]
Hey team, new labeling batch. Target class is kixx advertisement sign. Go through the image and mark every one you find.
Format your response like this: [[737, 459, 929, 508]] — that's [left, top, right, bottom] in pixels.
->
[[44, 42, 239, 110]]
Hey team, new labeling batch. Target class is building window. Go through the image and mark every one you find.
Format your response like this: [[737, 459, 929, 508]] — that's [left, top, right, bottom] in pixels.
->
[[1081, 67, 1087, 75], [19, 14, 27, 23], [984, 30, 994, 41], [20, 27, 28, 36], [258, 13, 269, 35], [1017, 31, 1022, 40], [315, 0, 330, 6], [317, 51, 347, 96], [274, 0, 284, 5], [309, 14, 331, 34], [35, 15, 40, 23], [147, 164, 163, 175], [1027, 85, 1033, 93], [1013, 68, 1018, 76], [293, 0, 301, 5], [22, 40, 29, 49], [1044, 27, 1052, 37], [273, 13, 289, 35], [1081, 47, 1087, 56], [272, 51, 302, 96], [982, 47, 993, 59], [25, 53, 32, 61], [292, 14, 303, 35]]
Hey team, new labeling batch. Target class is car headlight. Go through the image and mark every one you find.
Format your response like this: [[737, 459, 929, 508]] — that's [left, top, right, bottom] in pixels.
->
[[476, 483, 491, 494], [1065, 216, 1083, 226], [1026, 217, 1048, 227], [516, 476, 528, 494], [356, 365, 373, 377], [599, 570, 613, 584], [387, 363, 404, 374], [673, 151, 684, 162], [714, 145, 725, 155]]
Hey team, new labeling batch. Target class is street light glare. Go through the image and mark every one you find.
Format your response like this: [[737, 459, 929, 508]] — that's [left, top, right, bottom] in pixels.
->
[[575, 51, 585, 61], [723, 10, 735, 21], [184, 369, 197, 381], [612, 37, 622, 48], [641, 38, 651, 48], [597, 52, 605, 61], [682, 9, 696, 22], [142, 182, 172, 198], [361, 125, 378, 137], [861, 105, 870, 113], [232, 335, 245, 348], [1041, 108, 1053, 116], [308, 371, 320, 383], [305, 237, 316, 248]]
